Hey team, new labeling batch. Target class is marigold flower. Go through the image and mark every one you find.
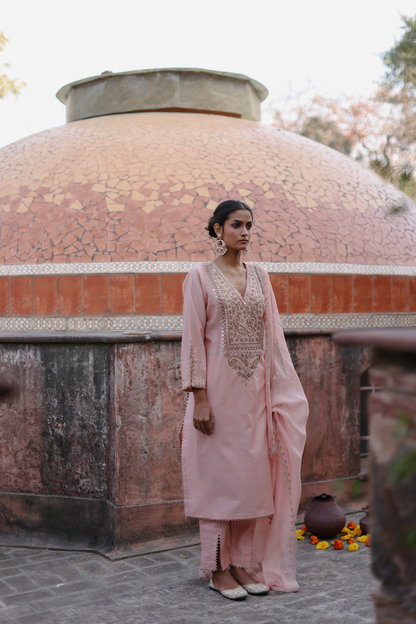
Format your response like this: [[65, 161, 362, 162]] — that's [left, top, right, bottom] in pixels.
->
[[348, 542, 359, 551], [357, 535, 368, 543], [341, 527, 349, 534], [365, 535, 371, 547], [332, 539, 344, 550], [310, 535, 319, 545], [348, 537, 356, 545], [316, 541, 329, 550], [302, 525, 308, 532], [296, 529, 305, 540], [347, 521, 356, 530], [353, 526, 362, 536], [341, 534, 351, 540]]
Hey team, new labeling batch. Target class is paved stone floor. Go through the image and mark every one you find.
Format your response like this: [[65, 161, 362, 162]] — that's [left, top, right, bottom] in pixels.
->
[[0, 514, 379, 624]]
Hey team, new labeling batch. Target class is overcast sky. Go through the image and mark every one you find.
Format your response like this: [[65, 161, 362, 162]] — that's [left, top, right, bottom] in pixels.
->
[[1, 0, 415, 149]]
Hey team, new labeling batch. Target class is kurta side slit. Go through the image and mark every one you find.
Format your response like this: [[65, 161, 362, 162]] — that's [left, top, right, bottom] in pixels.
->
[[181, 261, 309, 592]]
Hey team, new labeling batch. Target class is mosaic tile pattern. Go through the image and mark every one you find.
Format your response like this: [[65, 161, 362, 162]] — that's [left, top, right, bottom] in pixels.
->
[[0, 313, 414, 332], [280, 313, 416, 330], [0, 316, 182, 332], [0, 260, 415, 277], [1, 112, 415, 266]]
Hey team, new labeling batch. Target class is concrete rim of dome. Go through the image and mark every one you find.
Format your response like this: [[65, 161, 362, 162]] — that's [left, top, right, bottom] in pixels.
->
[[56, 67, 269, 104], [55, 68, 269, 123]]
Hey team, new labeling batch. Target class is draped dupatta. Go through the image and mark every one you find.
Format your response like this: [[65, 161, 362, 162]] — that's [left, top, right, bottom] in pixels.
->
[[251, 265, 309, 592]]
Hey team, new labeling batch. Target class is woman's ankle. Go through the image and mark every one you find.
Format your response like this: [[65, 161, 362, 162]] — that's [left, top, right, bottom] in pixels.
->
[[212, 568, 240, 589], [229, 566, 256, 585]]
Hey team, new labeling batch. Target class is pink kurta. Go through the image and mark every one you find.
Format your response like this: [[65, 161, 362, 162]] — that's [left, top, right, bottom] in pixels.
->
[[181, 261, 309, 592]]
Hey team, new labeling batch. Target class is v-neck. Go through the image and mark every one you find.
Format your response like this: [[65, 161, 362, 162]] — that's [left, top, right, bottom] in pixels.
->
[[211, 261, 250, 304]]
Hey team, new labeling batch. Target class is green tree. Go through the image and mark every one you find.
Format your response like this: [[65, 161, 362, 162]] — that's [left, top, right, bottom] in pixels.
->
[[376, 15, 416, 198], [0, 31, 26, 99], [382, 15, 416, 89]]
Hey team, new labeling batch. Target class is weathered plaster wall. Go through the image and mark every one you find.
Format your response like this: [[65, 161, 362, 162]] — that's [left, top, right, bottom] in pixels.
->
[[0, 332, 371, 553], [0, 343, 110, 498], [112, 340, 183, 506], [288, 335, 372, 483]]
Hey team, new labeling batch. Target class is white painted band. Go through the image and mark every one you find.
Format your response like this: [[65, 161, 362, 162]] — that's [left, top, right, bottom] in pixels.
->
[[0, 261, 415, 277], [0, 313, 415, 332]]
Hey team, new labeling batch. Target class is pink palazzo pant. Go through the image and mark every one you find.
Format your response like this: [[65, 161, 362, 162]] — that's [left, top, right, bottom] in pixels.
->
[[199, 519, 257, 580]]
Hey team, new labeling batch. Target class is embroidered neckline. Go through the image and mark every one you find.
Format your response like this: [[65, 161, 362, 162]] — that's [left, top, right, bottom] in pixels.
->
[[210, 261, 250, 304], [204, 262, 265, 383]]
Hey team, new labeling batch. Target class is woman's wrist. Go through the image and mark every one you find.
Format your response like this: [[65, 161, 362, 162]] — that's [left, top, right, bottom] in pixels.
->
[[193, 388, 208, 403]]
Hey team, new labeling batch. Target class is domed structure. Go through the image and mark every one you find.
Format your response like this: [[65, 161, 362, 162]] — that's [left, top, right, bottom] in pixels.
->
[[1, 91, 415, 266], [0, 67, 415, 330], [0, 68, 415, 558]]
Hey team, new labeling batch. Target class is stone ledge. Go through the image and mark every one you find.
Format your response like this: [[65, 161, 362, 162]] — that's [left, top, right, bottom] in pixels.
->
[[333, 327, 416, 352], [0, 330, 182, 343], [0, 491, 198, 560]]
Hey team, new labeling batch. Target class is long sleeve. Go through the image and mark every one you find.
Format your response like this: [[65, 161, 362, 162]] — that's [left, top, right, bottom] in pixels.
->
[[181, 266, 207, 392]]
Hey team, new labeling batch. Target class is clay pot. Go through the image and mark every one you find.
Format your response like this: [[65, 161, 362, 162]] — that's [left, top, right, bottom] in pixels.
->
[[304, 493, 346, 538], [359, 506, 370, 535]]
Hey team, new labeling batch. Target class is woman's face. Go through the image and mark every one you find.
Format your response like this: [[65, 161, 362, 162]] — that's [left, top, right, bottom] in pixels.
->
[[214, 209, 253, 253]]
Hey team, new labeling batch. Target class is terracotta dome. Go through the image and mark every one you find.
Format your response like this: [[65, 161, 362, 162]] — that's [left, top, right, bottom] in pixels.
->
[[0, 104, 415, 266], [0, 68, 415, 331]]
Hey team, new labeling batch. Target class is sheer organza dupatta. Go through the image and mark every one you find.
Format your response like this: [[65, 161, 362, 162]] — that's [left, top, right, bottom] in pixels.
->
[[251, 267, 308, 592]]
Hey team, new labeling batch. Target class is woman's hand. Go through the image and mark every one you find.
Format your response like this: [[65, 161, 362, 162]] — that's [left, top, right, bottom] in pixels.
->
[[192, 388, 214, 435]]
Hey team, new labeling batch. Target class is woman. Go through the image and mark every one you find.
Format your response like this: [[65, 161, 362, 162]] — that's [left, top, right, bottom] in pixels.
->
[[181, 200, 309, 600]]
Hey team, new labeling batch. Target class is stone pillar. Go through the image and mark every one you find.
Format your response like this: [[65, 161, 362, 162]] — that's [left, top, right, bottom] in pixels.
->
[[334, 329, 416, 624]]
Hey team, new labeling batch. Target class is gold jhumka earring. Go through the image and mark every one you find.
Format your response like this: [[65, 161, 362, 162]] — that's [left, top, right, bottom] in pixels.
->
[[242, 245, 249, 256]]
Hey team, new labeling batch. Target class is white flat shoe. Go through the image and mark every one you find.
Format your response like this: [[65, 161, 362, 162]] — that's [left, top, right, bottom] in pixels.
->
[[242, 583, 270, 595], [209, 578, 248, 600]]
